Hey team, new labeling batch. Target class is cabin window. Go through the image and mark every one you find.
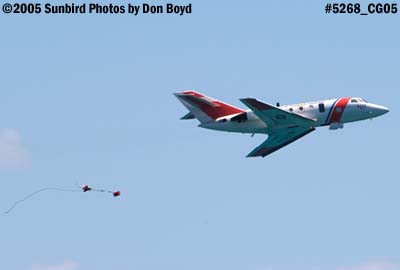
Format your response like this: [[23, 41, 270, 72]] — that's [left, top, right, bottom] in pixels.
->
[[351, 99, 358, 103], [299, 106, 304, 111], [309, 105, 314, 109], [289, 108, 293, 112], [318, 103, 325, 113]]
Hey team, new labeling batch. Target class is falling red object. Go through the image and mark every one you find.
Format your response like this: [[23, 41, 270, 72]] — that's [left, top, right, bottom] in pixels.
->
[[82, 185, 92, 192], [113, 191, 121, 197]]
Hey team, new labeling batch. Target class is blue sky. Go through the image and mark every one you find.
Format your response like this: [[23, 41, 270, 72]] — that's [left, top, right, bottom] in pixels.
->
[[1, 1, 399, 270]]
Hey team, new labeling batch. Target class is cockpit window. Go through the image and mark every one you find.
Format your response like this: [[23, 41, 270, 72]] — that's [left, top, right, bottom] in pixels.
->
[[354, 98, 368, 103], [353, 98, 368, 103]]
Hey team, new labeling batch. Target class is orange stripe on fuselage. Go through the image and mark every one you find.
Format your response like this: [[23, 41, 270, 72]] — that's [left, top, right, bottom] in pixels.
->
[[329, 97, 351, 123]]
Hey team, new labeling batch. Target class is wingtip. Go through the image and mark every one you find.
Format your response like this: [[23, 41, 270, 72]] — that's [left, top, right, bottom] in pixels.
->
[[245, 153, 262, 158], [239, 98, 255, 106], [241, 98, 274, 110], [239, 97, 253, 102], [245, 151, 259, 158]]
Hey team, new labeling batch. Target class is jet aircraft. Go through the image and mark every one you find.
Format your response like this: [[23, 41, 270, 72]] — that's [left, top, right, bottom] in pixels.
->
[[174, 91, 389, 157]]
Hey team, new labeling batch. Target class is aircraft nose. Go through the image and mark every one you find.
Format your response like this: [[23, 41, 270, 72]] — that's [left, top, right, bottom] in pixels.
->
[[369, 104, 390, 117], [376, 105, 390, 115], [381, 106, 390, 115]]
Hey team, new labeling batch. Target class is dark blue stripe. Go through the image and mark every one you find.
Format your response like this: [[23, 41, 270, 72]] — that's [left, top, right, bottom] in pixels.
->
[[325, 98, 339, 125]]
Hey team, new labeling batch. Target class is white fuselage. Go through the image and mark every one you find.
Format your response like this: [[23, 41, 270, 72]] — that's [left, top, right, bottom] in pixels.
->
[[200, 97, 389, 134]]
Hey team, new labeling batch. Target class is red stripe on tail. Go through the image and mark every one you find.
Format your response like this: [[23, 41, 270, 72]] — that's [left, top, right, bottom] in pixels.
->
[[181, 91, 244, 119]]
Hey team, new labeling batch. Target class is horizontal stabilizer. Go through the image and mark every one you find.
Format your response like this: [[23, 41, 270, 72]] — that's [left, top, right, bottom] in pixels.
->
[[180, 112, 195, 120]]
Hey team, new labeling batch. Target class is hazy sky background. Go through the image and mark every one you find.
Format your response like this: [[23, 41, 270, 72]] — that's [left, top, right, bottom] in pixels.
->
[[1, 1, 399, 270]]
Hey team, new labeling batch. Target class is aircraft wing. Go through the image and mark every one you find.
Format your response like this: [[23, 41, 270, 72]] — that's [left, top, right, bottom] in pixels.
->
[[247, 126, 316, 157], [240, 98, 316, 128]]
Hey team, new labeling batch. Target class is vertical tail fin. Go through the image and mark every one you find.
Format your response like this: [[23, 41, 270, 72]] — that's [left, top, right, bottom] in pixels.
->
[[174, 91, 244, 123]]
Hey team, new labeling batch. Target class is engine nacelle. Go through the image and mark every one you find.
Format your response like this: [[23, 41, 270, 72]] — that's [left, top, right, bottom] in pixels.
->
[[329, 122, 344, 130]]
